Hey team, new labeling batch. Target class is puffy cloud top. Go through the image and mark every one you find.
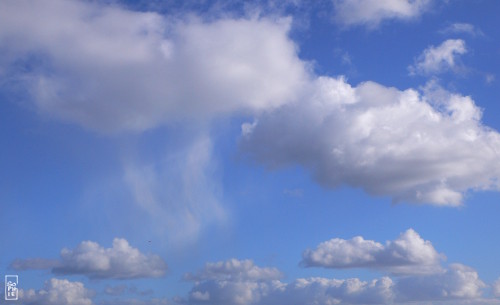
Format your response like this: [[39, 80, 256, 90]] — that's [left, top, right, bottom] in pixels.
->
[[12, 238, 167, 279], [20, 278, 94, 305], [53, 238, 167, 279], [240, 77, 500, 206], [301, 229, 444, 274], [396, 264, 485, 301], [183, 256, 485, 305]]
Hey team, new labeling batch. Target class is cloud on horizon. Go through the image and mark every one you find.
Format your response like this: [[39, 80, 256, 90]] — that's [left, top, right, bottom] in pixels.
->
[[183, 256, 486, 305], [11, 238, 167, 279], [9, 230, 495, 305], [301, 228, 444, 275], [19, 278, 95, 305]]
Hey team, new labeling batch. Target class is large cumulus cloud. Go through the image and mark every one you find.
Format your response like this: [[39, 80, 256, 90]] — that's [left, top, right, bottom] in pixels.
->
[[240, 77, 500, 206], [0, 0, 307, 133]]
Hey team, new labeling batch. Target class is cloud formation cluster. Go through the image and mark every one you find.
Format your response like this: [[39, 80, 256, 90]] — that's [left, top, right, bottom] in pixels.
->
[[184, 258, 485, 305], [11, 231, 495, 305], [2, 0, 500, 208], [301, 229, 444, 274], [12, 238, 167, 279], [180, 230, 487, 305]]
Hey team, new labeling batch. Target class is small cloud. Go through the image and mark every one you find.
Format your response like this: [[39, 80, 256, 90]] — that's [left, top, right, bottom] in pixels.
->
[[301, 229, 445, 275], [486, 73, 495, 84], [493, 277, 500, 297], [396, 264, 485, 301], [409, 39, 467, 75], [440, 22, 483, 36], [11, 238, 167, 280], [333, 48, 353, 66], [19, 278, 95, 305], [332, 0, 433, 29]]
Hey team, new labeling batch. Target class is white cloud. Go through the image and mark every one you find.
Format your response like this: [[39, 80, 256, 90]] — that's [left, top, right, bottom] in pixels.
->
[[332, 0, 433, 28], [493, 278, 500, 297], [20, 278, 94, 305], [54, 238, 167, 279], [301, 229, 444, 274], [184, 258, 394, 305], [409, 39, 467, 75], [240, 76, 500, 206], [396, 264, 486, 301], [184, 259, 282, 305], [440, 23, 483, 36], [266, 277, 395, 305], [184, 258, 488, 305], [12, 238, 167, 279], [124, 134, 227, 244], [0, 0, 308, 133]]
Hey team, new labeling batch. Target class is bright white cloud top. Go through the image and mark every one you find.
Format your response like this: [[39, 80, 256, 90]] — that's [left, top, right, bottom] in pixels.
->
[[301, 229, 444, 274]]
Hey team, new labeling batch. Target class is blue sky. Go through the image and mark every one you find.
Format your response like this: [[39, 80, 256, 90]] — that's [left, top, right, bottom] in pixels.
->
[[2, 0, 500, 304]]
